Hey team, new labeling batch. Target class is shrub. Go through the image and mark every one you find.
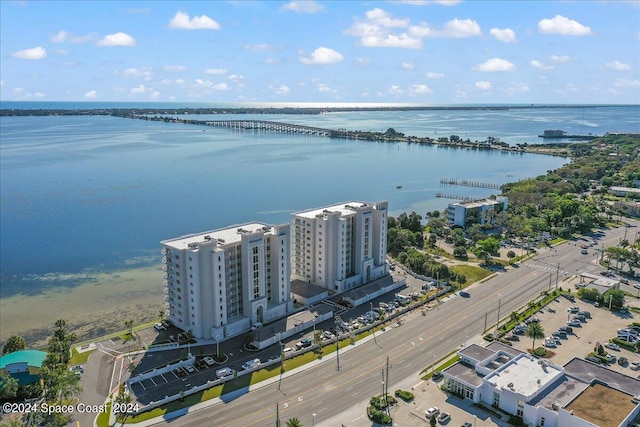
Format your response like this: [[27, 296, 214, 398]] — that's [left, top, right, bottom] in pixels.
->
[[367, 407, 392, 425], [394, 389, 414, 402], [508, 415, 526, 427], [612, 338, 638, 352], [532, 347, 547, 357]]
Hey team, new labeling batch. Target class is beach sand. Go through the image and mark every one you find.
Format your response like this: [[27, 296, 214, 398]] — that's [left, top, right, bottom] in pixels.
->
[[0, 265, 164, 348]]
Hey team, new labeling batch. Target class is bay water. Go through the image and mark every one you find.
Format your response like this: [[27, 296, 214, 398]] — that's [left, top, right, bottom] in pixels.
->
[[1, 104, 636, 343]]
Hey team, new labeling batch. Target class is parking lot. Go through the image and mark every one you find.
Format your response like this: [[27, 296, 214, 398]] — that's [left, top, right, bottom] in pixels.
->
[[504, 295, 639, 375]]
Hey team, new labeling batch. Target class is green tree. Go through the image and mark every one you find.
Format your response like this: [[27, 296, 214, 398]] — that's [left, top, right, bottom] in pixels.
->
[[0, 375, 19, 400], [526, 322, 545, 352], [2, 335, 26, 355], [507, 250, 516, 261], [453, 246, 467, 259], [286, 417, 303, 427], [603, 289, 625, 311], [125, 319, 134, 338], [430, 414, 437, 427], [428, 233, 437, 248]]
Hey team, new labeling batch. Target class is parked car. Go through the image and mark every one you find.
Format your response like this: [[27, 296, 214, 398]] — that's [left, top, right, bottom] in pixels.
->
[[631, 361, 640, 371], [185, 365, 195, 374], [619, 356, 629, 366], [216, 367, 235, 378], [154, 322, 166, 332], [462, 423, 473, 427], [578, 311, 591, 318], [605, 353, 616, 363], [203, 356, 215, 366], [425, 407, 440, 418], [585, 356, 601, 364], [438, 412, 451, 423], [604, 342, 620, 351], [241, 359, 261, 370], [581, 249, 588, 255]]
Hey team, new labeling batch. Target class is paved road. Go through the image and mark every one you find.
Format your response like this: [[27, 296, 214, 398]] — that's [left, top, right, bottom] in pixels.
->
[[156, 220, 638, 427]]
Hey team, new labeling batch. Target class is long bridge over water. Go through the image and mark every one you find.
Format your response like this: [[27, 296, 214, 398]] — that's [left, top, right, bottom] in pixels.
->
[[202, 119, 334, 136]]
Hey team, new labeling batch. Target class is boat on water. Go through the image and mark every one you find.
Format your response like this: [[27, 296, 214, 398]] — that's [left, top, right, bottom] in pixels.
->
[[396, 185, 402, 189]]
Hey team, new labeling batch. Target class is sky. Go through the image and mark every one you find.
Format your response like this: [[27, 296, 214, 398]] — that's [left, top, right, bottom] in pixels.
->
[[1, 0, 639, 105]]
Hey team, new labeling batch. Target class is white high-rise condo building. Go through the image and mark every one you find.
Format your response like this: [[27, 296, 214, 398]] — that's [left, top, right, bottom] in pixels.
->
[[161, 223, 292, 340], [291, 201, 389, 293]]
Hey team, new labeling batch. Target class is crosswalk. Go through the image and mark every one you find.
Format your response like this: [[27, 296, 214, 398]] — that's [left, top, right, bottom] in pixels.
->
[[522, 262, 571, 275]]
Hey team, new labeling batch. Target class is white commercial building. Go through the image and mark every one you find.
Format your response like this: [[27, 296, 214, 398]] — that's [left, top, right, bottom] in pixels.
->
[[443, 343, 640, 427], [161, 222, 293, 340], [447, 196, 508, 229], [291, 201, 389, 293]]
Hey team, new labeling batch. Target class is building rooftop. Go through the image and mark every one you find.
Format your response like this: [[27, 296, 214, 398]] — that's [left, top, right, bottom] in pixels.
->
[[161, 222, 276, 250], [459, 344, 496, 363], [291, 279, 328, 299], [610, 186, 640, 194], [530, 374, 587, 410], [0, 350, 47, 370], [450, 197, 505, 209], [443, 361, 484, 387], [485, 341, 525, 357], [564, 357, 640, 396], [486, 355, 562, 398], [292, 201, 373, 219], [564, 382, 637, 427]]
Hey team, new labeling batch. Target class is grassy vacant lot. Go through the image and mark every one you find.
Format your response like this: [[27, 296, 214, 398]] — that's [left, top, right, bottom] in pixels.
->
[[449, 264, 493, 285], [69, 348, 95, 365]]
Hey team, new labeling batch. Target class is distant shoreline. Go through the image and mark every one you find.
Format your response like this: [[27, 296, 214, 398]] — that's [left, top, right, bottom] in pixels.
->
[[0, 104, 634, 117]]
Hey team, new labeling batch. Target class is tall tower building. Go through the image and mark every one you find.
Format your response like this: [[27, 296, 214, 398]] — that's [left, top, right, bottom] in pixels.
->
[[290, 201, 389, 293], [161, 222, 292, 340]]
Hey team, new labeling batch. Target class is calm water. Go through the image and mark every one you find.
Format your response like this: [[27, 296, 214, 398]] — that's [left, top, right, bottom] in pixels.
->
[[2, 105, 636, 289]]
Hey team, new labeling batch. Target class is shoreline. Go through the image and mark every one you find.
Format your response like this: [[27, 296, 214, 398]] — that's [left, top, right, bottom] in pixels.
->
[[0, 264, 164, 348]]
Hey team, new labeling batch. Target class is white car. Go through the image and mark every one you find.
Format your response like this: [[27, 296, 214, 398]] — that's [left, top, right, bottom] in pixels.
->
[[437, 412, 451, 423], [185, 365, 195, 374], [425, 407, 440, 418], [631, 361, 640, 371], [604, 342, 620, 351], [203, 356, 215, 366]]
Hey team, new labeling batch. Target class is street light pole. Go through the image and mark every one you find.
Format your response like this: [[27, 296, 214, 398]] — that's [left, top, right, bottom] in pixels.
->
[[312, 413, 316, 427], [496, 294, 502, 337], [371, 302, 377, 344], [215, 334, 220, 358]]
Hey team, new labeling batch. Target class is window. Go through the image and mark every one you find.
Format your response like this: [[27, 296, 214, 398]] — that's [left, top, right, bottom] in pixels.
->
[[492, 392, 500, 408]]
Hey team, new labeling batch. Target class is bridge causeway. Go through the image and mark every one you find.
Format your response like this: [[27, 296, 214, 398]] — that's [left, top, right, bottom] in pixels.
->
[[203, 119, 333, 136]]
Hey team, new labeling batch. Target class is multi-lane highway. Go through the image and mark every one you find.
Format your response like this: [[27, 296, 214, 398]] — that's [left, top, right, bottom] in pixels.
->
[[159, 221, 637, 427]]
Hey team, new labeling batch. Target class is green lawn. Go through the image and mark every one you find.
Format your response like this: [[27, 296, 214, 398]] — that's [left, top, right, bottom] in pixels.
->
[[69, 348, 96, 365], [449, 265, 493, 285]]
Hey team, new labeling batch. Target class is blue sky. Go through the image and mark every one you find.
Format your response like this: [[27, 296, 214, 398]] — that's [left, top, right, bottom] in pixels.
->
[[1, 0, 639, 104]]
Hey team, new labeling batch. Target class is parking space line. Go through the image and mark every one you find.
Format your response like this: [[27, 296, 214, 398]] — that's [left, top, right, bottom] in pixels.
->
[[149, 377, 157, 386]]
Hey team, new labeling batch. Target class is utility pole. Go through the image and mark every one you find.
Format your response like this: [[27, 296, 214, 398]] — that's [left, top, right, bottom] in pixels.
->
[[555, 263, 560, 291], [548, 272, 552, 292], [335, 318, 340, 371], [276, 402, 280, 427], [484, 313, 488, 334], [385, 356, 392, 420]]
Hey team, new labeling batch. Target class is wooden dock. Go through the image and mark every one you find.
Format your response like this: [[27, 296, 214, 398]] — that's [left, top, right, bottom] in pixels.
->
[[439, 178, 501, 190]]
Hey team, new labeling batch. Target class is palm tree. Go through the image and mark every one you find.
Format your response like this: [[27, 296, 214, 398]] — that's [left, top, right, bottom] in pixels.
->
[[526, 322, 545, 352], [286, 417, 303, 427], [125, 319, 134, 339]]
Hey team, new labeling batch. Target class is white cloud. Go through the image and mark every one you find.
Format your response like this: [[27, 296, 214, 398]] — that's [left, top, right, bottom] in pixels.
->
[[244, 44, 277, 52], [84, 90, 97, 99], [473, 58, 515, 72], [362, 33, 422, 49], [317, 83, 334, 93], [356, 57, 371, 66], [213, 83, 228, 90], [97, 32, 136, 47], [615, 79, 640, 87], [425, 72, 444, 78], [506, 82, 530, 94], [130, 84, 148, 94], [549, 55, 571, 63], [11, 46, 46, 60], [408, 84, 433, 94], [164, 65, 186, 72], [204, 68, 228, 75], [538, 15, 591, 36], [410, 18, 481, 38], [489, 28, 516, 43], [168, 11, 220, 30], [281, 1, 324, 13], [228, 74, 243, 81], [475, 81, 492, 90], [344, 9, 422, 49], [300, 47, 344, 65], [606, 60, 632, 71], [175, 79, 186, 87], [122, 68, 153, 80], [366, 8, 410, 28], [530, 60, 554, 70], [50, 30, 67, 43], [388, 85, 402, 94], [398, 0, 462, 4], [52, 49, 69, 56], [402, 62, 415, 70], [31, 91, 46, 98], [271, 84, 291, 95]]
